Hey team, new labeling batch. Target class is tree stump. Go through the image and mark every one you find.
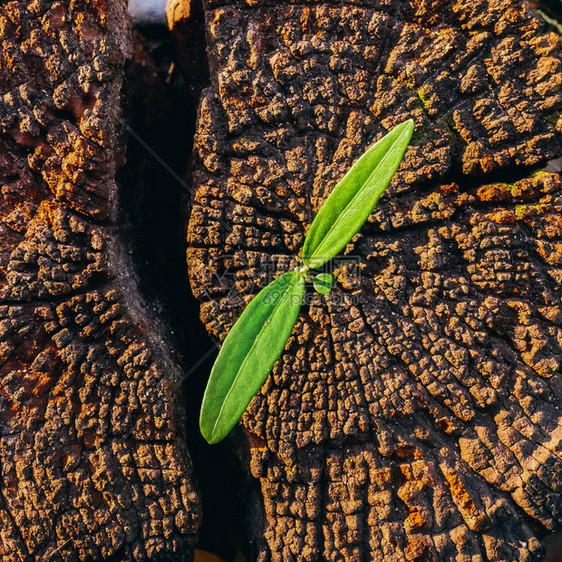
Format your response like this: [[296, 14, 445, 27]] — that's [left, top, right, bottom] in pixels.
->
[[183, 0, 562, 559], [0, 1, 200, 559]]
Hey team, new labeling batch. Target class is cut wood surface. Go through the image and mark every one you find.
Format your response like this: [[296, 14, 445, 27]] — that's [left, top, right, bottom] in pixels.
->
[[183, 0, 562, 559], [0, 1, 200, 560]]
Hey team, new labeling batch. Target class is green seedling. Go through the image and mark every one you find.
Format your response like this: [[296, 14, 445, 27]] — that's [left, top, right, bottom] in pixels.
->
[[313, 273, 333, 295], [200, 119, 415, 444]]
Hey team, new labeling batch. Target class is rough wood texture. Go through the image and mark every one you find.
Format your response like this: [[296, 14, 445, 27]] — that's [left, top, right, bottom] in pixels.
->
[[184, 0, 562, 559], [0, 1, 200, 559]]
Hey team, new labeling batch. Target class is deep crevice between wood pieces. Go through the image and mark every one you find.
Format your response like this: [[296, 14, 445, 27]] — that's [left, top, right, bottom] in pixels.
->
[[117, 23, 265, 562]]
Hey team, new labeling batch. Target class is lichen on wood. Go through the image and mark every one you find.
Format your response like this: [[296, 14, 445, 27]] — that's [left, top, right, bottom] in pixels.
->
[[183, 0, 562, 559], [0, 1, 200, 559]]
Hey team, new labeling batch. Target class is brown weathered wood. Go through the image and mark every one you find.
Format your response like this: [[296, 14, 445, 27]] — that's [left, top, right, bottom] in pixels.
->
[[182, 0, 562, 559], [0, 1, 200, 559]]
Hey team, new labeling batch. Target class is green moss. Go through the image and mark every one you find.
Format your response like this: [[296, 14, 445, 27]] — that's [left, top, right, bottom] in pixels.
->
[[545, 112, 560, 126], [417, 89, 431, 106], [515, 203, 543, 220]]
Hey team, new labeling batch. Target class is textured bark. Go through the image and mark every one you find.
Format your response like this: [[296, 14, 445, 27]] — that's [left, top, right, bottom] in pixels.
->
[[183, 0, 562, 559], [0, 1, 200, 560]]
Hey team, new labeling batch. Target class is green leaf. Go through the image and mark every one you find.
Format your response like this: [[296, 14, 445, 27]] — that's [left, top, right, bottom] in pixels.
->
[[200, 271, 305, 444], [301, 119, 414, 269], [313, 273, 333, 294]]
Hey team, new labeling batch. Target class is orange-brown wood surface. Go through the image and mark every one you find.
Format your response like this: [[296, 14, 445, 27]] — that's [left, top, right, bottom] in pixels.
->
[[182, 0, 562, 559], [0, 2, 200, 559]]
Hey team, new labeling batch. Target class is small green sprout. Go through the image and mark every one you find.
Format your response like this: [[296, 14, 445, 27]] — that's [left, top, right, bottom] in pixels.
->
[[313, 273, 333, 295], [200, 119, 414, 444]]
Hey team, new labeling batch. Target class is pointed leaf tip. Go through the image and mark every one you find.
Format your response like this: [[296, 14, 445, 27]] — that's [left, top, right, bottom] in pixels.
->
[[200, 271, 305, 444], [302, 119, 414, 269]]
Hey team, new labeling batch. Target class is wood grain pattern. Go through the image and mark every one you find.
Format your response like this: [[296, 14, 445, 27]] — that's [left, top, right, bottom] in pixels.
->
[[183, 0, 562, 559], [0, 1, 201, 559]]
